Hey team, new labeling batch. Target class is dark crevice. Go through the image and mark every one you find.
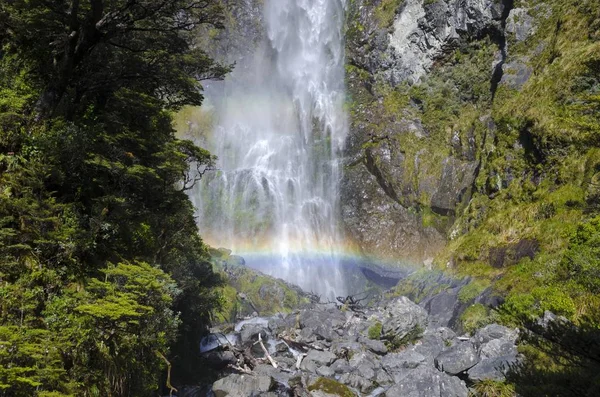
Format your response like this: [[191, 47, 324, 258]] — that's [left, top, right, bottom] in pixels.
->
[[490, 0, 515, 99], [364, 147, 401, 205]]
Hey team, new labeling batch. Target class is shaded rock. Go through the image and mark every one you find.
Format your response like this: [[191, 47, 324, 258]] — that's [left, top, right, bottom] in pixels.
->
[[434, 342, 479, 375], [501, 57, 532, 89], [468, 355, 518, 382], [422, 290, 459, 328], [212, 374, 273, 397], [430, 157, 478, 216], [330, 358, 352, 374], [203, 350, 237, 369], [239, 324, 269, 346], [471, 324, 518, 349], [480, 338, 518, 359]]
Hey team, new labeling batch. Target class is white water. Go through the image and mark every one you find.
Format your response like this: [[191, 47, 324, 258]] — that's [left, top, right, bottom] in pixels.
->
[[191, 0, 349, 300]]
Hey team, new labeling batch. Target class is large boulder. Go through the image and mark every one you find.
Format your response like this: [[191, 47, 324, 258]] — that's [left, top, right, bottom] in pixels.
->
[[381, 296, 428, 339], [467, 324, 519, 381], [434, 342, 480, 375], [467, 355, 518, 382], [383, 365, 468, 397], [471, 324, 518, 349], [212, 374, 273, 397]]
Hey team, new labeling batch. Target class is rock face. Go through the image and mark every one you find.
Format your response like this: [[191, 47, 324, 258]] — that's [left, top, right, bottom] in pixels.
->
[[340, 0, 548, 265], [206, 295, 519, 396]]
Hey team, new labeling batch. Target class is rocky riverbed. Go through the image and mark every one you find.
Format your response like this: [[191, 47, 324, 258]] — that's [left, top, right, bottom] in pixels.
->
[[199, 293, 518, 397]]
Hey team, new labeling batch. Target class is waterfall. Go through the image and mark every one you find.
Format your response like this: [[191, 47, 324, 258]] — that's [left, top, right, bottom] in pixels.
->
[[190, 0, 349, 300]]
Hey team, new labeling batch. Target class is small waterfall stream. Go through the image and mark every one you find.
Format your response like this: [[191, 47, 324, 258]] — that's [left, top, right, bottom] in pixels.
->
[[190, 0, 351, 299]]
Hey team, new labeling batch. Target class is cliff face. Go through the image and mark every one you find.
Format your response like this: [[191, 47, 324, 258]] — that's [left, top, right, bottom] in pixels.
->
[[341, 0, 600, 275]]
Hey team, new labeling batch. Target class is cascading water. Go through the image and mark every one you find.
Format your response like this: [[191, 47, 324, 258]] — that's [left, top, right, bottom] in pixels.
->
[[190, 0, 350, 300]]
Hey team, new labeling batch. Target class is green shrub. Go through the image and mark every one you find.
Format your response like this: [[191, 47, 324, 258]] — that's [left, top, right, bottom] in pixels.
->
[[368, 322, 383, 340], [460, 304, 492, 334], [471, 380, 516, 397]]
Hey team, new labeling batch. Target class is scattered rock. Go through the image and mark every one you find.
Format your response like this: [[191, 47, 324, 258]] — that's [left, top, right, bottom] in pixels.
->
[[212, 374, 273, 397], [434, 342, 480, 375], [381, 296, 428, 339]]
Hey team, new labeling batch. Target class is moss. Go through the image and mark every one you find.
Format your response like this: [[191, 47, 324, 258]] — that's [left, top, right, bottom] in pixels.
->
[[374, 0, 404, 29], [460, 304, 492, 334], [368, 321, 383, 340], [471, 379, 516, 397], [458, 280, 490, 303], [308, 377, 356, 397], [211, 251, 309, 323]]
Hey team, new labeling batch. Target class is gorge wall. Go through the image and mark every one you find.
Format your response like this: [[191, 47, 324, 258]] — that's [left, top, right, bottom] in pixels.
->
[[340, 0, 600, 280]]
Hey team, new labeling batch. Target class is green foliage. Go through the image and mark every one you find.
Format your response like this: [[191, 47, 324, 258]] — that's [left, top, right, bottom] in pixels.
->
[[0, 0, 228, 395], [383, 325, 424, 351], [308, 377, 356, 397], [460, 304, 492, 335], [367, 321, 383, 340], [557, 216, 600, 294], [458, 280, 490, 303], [374, 0, 404, 29], [471, 380, 516, 397]]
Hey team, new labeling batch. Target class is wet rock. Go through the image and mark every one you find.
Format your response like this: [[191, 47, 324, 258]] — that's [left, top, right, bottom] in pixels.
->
[[434, 342, 479, 375], [239, 324, 269, 347], [203, 350, 237, 369], [212, 374, 273, 397]]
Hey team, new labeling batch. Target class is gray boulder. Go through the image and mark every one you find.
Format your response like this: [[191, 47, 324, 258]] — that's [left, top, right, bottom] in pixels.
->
[[468, 355, 518, 382], [239, 324, 269, 346], [471, 324, 518, 349], [381, 296, 428, 339], [434, 342, 479, 375], [212, 374, 273, 397], [383, 365, 468, 397], [359, 336, 388, 355]]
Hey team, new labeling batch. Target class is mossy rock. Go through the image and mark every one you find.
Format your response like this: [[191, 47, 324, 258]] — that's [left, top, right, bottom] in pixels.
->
[[308, 377, 356, 397], [210, 248, 311, 323]]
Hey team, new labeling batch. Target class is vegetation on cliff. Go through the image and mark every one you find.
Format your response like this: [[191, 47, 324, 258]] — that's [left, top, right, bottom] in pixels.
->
[[346, 0, 599, 394], [0, 0, 228, 395]]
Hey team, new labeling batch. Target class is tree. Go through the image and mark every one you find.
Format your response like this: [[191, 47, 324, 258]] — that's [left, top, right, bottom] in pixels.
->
[[0, 0, 228, 395]]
